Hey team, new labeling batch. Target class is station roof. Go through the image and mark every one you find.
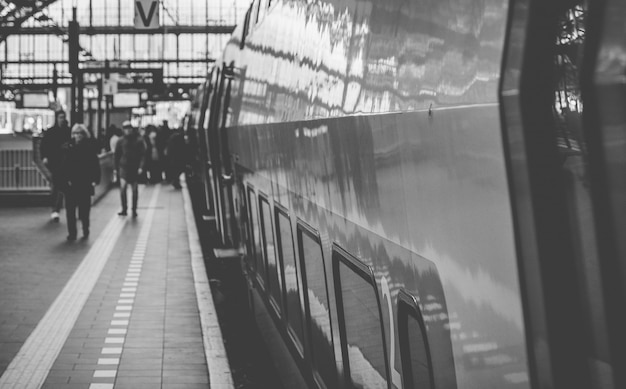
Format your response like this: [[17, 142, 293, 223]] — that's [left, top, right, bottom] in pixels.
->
[[0, 0, 59, 42]]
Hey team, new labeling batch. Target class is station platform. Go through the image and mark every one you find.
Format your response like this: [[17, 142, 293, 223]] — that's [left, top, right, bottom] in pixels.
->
[[0, 182, 233, 389]]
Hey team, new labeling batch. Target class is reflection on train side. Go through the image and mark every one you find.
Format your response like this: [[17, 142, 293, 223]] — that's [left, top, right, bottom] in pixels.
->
[[225, 0, 507, 125]]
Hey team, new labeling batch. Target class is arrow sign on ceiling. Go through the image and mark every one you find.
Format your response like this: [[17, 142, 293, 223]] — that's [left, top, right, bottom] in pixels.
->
[[134, 0, 160, 29]]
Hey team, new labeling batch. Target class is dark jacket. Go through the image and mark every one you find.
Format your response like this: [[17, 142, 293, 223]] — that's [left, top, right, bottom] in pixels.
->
[[61, 139, 101, 195], [115, 133, 146, 180], [144, 135, 164, 166], [166, 131, 187, 169], [40, 124, 71, 172]]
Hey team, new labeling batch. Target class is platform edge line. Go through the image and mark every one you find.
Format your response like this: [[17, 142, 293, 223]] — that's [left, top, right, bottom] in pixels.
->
[[181, 177, 235, 388], [0, 214, 125, 389]]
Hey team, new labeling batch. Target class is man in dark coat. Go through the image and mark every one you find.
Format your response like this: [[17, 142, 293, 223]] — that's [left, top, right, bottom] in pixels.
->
[[60, 124, 101, 241], [40, 110, 70, 222], [114, 121, 146, 217], [165, 128, 187, 189]]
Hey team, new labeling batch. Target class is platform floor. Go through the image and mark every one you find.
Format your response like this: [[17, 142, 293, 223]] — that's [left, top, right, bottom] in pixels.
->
[[0, 183, 232, 389]]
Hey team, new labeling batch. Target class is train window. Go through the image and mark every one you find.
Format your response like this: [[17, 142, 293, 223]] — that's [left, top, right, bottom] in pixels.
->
[[240, 185, 253, 271], [247, 188, 266, 288], [240, 5, 252, 50], [260, 195, 283, 315], [297, 222, 337, 388], [398, 290, 434, 389], [275, 206, 305, 355], [256, 0, 267, 23], [333, 245, 389, 389]]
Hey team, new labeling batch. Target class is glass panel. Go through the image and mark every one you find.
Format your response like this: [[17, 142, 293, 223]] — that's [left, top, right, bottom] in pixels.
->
[[91, 35, 106, 59], [193, 34, 207, 59], [178, 34, 193, 59], [552, 0, 611, 376], [135, 35, 149, 60], [276, 211, 304, 348], [300, 229, 337, 387], [163, 35, 178, 60], [338, 259, 387, 389], [120, 35, 134, 60], [105, 35, 115, 59], [260, 199, 282, 313], [148, 35, 163, 60], [120, 1, 134, 26], [248, 191, 265, 286], [407, 316, 433, 389], [106, 1, 120, 26], [6, 37, 18, 61]]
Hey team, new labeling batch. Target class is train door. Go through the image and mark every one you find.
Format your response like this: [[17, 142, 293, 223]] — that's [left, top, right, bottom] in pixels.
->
[[581, 0, 626, 387], [202, 69, 219, 218], [207, 62, 238, 246], [218, 63, 236, 246], [192, 76, 214, 216], [501, 0, 620, 388]]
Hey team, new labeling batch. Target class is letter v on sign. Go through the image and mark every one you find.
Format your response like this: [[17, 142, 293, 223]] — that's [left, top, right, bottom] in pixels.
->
[[134, 0, 159, 29]]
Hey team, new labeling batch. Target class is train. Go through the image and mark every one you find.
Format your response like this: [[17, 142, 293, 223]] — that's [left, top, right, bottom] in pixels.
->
[[184, 0, 626, 388]]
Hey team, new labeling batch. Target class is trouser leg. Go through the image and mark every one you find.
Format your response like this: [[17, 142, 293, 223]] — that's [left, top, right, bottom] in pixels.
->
[[131, 182, 139, 211], [65, 191, 77, 237], [78, 194, 91, 234], [50, 174, 64, 212], [120, 178, 128, 211]]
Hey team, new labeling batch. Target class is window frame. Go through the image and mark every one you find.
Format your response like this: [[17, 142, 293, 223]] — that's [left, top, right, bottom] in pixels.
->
[[275, 203, 305, 357], [246, 185, 265, 289], [259, 192, 283, 316], [397, 289, 435, 389], [332, 244, 390, 389], [296, 220, 337, 389]]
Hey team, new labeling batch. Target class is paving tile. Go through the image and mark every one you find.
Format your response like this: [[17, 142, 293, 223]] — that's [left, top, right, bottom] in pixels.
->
[[114, 376, 162, 384], [163, 375, 209, 384], [162, 384, 211, 389]]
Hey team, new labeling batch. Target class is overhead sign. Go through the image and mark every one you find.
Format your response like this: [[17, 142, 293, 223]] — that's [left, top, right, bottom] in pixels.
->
[[22, 93, 50, 108], [113, 92, 140, 108], [102, 79, 118, 96], [134, 0, 159, 29]]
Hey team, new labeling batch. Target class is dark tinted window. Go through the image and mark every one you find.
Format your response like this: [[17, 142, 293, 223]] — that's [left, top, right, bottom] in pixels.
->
[[241, 185, 253, 270], [399, 291, 434, 389], [248, 189, 265, 287], [276, 209, 304, 353], [260, 197, 282, 313], [334, 248, 388, 389], [552, 0, 610, 370], [298, 225, 337, 388]]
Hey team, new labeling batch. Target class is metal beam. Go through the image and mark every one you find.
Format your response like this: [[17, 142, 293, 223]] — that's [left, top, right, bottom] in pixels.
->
[[0, 0, 60, 42], [1, 59, 215, 64], [0, 25, 235, 36]]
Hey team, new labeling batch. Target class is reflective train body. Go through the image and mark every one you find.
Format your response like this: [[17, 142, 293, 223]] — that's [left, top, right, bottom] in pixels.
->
[[186, 0, 626, 388]]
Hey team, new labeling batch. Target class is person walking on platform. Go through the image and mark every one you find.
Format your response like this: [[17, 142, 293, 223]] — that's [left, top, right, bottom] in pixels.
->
[[144, 125, 164, 183], [114, 121, 146, 217], [40, 110, 70, 222], [60, 124, 100, 241], [165, 128, 187, 189]]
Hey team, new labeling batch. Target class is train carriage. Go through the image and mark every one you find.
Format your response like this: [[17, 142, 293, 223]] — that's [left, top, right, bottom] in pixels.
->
[[185, 0, 626, 388]]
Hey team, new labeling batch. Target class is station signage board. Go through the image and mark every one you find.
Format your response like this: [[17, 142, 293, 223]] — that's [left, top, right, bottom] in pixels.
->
[[22, 92, 50, 108], [134, 0, 160, 29], [113, 92, 141, 108]]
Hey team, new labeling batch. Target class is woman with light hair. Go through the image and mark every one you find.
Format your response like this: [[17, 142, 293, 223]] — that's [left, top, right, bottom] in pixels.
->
[[60, 123, 100, 241]]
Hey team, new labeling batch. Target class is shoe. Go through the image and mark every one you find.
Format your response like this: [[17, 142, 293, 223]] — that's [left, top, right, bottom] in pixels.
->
[[118, 210, 127, 216], [172, 183, 182, 189], [82, 229, 89, 239], [132, 211, 138, 218], [66, 235, 76, 241], [51, 212, 60, 222]]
